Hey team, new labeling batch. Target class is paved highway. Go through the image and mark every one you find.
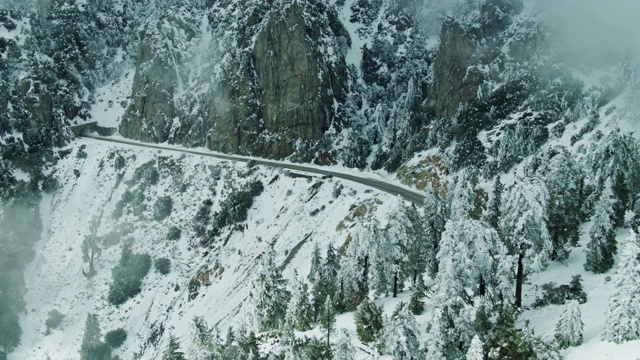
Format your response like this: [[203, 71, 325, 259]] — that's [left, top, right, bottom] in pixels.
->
[[80, 134, 426, 205]]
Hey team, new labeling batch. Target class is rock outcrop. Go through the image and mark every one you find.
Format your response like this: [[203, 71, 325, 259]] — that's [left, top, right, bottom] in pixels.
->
[[430, 18, 481, 121], [119, 2, 347, 160]]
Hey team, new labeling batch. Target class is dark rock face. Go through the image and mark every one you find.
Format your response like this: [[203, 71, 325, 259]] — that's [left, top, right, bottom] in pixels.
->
[[252, 3, 326, 158], [119, 2, 346, 160], [120, 25, 177, 143], [430, 18, 482, 120]]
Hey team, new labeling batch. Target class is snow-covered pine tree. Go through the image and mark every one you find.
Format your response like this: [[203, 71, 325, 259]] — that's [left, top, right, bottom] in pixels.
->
[[585, 178, 618, 273], [602, 230, 640, 343], [423, 309, 447, 360], [312, 243, 340, 320], [290, 278, 313, 331], [483, 177, 503, 230], [251, 247, 291, 332], [318, 296, 336, 347], [280, 309, 299, 360], [163, 335, 186, 360], [308, 241, 322, 283], [554, 300, 583, 348], [381, 302, 421, 359], [401, 203, 428, 285], [354, 297, 384, 345], [370, 220, 394, 298], [448, 172, 477, 221], [499, 177, 551, 307], [526, 146, 582, 261], [337, 221, 373, 310], [466, 335, 484, 360], [186, 317, 214, 360], [408, 274, 426, 315], [333, 329, 355, 360], [423, 183, 447, 278], [79, 313, 109, 360]]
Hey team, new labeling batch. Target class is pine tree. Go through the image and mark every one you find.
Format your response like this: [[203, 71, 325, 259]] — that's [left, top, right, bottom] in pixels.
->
[[602, 230, 640, 343], [79, 313, 110, 360], [554, 300, 583, 348], [402, 204, 428, 285], [251, 247, 291, 332], [585, 179, 618, 273], [354, 298, 384, 344], [483, 177, 503, 230], [333, 329, 355, 360], [466, 335, 484, 360], [408, 274, 426, 315], [423, 184, 446, 278], [163, 335, 186, 360], [308, 241, 322, 283], [423, 309, 447, 360], [499, 178, 551, 307], [337, 221, 372, 310], [318, 296, 336, 348], [526, 147, 582, 261], [290, 279, 313, 331], [312, 243, 340, 320], [187, 317, 214, 360], [280, 310, 299, 360], [449, 172, 477, 221], [381, 302, 421, 359]]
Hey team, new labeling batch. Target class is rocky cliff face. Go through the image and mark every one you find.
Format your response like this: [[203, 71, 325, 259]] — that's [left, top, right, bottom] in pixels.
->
[[430, 18, 481, 120], [119, 1, 347, 160]]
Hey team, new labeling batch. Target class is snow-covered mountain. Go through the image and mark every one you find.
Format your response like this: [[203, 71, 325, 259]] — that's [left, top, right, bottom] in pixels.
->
[[2, 0, 640, 359]]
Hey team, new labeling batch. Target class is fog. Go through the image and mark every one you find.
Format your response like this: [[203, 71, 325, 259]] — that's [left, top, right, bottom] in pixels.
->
[[534, 0, 640, 66]]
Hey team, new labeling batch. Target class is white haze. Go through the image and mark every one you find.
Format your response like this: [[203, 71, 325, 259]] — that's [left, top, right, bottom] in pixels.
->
[[534, 0, 640, 66]]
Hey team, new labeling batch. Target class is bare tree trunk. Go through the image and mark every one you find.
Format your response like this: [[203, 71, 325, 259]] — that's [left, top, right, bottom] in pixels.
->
[[515, 249, 524, 308], [393, 272, 398, 298]]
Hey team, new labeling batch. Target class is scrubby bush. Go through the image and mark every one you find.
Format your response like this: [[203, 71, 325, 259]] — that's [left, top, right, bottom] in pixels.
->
[[76, 145, 88, 159], [533, 275, 587, 308], [108, 242, 152, 305], [129, 161, 159, 187], [114, 155, 126, 170], [167, 226, 181, 241], [154, 258, 171, 275], [153, 196, 173, 221], [213, 180, 264, 229], [45, 309, 64, 335], [104, 328, 127, 349]]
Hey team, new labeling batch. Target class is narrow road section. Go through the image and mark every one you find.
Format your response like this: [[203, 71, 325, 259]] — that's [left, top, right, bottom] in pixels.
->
[[80, 134, 426, 205]]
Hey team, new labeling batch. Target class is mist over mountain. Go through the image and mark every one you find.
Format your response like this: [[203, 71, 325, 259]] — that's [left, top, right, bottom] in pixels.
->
[[1, 0, 640, 359]]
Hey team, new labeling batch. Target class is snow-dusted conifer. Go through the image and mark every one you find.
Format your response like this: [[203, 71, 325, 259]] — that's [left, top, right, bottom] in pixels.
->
[[290, 278, 313, 331], [308, 241, 322, 283], [333, 329, 355, 360], [585, 178, 618, 273], [318, 296, 336, 347], [402, 204, 428, 285], [381, 302, 421, 359], [423, 309, 447, 360], [79, 313, 107, 360], [483, 177, 503, 230], [423, 183, 446, 278], [163, 335, 186, 360], [354, 297, 384, 344], [554, 300, 583, 348], [466, 335, 484, 360], [251, 247, 291, 332], [499, 177, 551, 307], [408, 274, 426, 315], [449, 172, 476, 221], [602, 230, 640, 343], [186, 317, 214, 360]]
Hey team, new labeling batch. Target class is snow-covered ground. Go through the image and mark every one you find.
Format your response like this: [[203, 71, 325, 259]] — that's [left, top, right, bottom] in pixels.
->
[[12, 138, 401, 359]]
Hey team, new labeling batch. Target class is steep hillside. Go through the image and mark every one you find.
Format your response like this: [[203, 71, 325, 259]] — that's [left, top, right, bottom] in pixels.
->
[[2, 0, 640, 359]]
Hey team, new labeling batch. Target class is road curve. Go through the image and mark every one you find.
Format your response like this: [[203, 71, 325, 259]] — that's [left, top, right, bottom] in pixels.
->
[[80, 134, 425, 205]]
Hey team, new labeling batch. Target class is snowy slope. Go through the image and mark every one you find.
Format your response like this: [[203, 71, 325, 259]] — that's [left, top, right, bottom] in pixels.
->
[[12, 138, 401, 360]]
